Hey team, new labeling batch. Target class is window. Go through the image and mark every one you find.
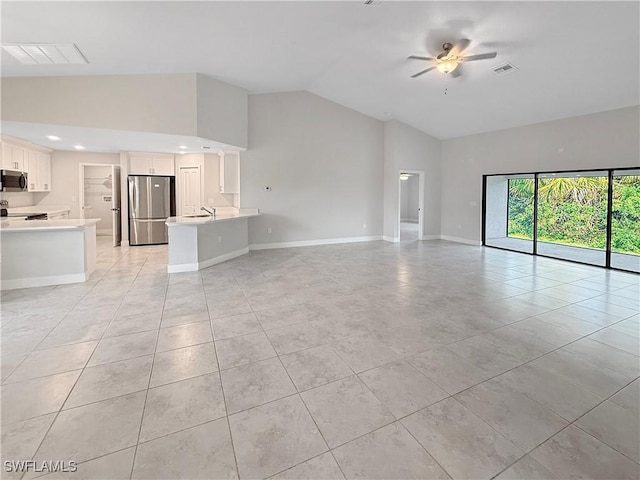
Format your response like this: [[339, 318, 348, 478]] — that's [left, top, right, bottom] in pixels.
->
[[483, 168, 639, 273]]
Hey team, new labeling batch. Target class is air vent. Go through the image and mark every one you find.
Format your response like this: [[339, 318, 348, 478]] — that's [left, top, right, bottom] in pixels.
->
[[201, 146, 212, 150], [1, 44, 88, 65], [492, 62, 518, 76]]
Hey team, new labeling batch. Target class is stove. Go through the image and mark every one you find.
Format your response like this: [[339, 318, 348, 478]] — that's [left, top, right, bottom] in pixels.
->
[[5, 213, 48, 220]]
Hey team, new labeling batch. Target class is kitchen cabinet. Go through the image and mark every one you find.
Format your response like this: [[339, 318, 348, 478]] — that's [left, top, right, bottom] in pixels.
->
[[27, 151, 52, 192], [129, 156, 175, 176], [1, 143, 26, 171], [219, 152, 239, 194]]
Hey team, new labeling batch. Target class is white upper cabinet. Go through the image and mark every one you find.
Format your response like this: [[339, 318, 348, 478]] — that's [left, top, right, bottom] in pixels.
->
[[129, 155, 175, 176], [219, 151, 240, 194], [1, 143, 26, 171], [27, 151, 52, 192], [151, 157, 175, 176], [1, 139, 51, 191]]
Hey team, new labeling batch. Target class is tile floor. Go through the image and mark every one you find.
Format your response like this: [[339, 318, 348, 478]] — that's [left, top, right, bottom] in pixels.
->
[[1, 237, 638, 480]]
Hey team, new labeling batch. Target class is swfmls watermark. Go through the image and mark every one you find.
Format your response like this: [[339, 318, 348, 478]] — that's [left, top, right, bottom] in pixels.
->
[[4, 460, 78, 473]]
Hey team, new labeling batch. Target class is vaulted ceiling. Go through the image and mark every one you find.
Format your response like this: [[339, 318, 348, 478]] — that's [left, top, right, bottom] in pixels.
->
[[2, 1, 639, 139]]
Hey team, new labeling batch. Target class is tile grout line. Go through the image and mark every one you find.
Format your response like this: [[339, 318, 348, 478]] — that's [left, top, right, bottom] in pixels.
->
[[126, 251, 167, 480], [490, 375, 640, 478], [206, 272, 242, 480], [16, 243, 143, 480]]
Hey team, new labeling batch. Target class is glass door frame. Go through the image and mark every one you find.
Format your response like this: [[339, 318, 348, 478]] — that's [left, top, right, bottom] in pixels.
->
[[482, 166, 639, 273]]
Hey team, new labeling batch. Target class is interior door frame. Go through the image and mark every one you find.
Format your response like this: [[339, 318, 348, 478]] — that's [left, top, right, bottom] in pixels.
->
[[177, 164, 202, 216], [397, 169, 425, 241], [111, 165, 121, 246], [79, 162, 121, 244]]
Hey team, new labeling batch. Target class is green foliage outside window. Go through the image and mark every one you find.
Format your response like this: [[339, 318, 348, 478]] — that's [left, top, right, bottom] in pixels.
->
[[507, 176, 640, 255]]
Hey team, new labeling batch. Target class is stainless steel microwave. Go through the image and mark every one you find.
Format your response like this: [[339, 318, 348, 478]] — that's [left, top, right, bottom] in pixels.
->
[[0, 170, 28, 192]]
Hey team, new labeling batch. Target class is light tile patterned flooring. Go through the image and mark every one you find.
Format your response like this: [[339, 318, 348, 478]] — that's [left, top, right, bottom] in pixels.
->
[[1, 237, 638, 479]]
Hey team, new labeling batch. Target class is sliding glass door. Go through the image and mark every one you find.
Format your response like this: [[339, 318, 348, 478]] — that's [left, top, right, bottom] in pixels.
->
[[485, 175, 534, 253], [536, 171, 608, 267], [611, 169, 640, 272], [483, 167, 639, 272]]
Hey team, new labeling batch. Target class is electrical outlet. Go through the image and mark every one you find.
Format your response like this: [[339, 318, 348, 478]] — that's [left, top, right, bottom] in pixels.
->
[[217, 236, 222, 243], [208, 198, 215, 205], [71, 196, 77, 202], [457, 225, 462, 230], [363, 223, 367, 229], [469, 201, 477, 207], [267, 227, 272, 234]]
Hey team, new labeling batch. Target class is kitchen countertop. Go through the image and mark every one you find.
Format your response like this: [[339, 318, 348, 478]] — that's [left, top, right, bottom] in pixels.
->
[[0, 218, 98, 232], [6, 205, 71, 215], [166, 209, 260, 226]]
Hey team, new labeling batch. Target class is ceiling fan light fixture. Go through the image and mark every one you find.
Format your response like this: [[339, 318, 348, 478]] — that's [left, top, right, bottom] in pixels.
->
[[436, 55, 460, 74]]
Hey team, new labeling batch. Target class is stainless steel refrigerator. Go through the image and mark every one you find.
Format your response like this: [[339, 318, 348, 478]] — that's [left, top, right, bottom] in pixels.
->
[[128, 175, 175, 245]]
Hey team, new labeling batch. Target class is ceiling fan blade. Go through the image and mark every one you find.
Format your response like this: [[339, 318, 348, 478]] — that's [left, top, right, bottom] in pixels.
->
[[452, 39, 471, 55], [450, 67, 463, 78], [408, 55, 435, 61], [462, 52, 498, 62], [411, 66, 436, 78]]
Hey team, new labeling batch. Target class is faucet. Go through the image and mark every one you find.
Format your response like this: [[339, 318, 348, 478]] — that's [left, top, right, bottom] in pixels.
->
[[201, 206, 215, 216], [0, 200, 8, 207]]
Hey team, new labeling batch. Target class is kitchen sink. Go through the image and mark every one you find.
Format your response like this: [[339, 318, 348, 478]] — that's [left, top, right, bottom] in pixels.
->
[[183, 214, 212, 218]]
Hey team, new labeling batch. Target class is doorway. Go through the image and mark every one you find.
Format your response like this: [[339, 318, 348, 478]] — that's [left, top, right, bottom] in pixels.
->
[[398, 170, 424, 242], [79, 163, 121, 246], [178, 165, 202, 216]]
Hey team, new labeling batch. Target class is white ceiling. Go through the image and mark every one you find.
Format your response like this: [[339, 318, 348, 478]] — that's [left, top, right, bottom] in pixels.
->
[[2, 1, 639, 140]]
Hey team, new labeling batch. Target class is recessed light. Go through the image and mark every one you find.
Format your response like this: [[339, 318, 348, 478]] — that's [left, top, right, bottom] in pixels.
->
[[1, 43, 88, 65], [47, 135, 60, 141], [178, 145, 188, 150], [74, 145, 85, 150]]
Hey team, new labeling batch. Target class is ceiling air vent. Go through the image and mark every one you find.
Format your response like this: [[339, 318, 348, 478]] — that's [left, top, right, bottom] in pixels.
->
[[492, 62, 518, 76], [1, 44, 88, 65]]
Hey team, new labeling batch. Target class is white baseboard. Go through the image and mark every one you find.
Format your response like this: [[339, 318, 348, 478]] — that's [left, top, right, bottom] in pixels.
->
[[167, 248, 249, 273], [249, 235, 383, 251], [1, 272, 91, 290], [383, 236, 400, 243], [423, 235, 441, 240], [440, 235, 482, 246], [97, 229, 112, 236]]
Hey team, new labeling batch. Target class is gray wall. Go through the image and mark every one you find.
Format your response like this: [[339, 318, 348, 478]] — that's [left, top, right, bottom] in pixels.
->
[[241, 91, 384, 246], [196, 74, 248, 149], [441, 106, 640, 244], [2, 73, 248, 148], [383, 120, 441, 240], [400, 175, 419, 222], [2, 74, 197, 136]]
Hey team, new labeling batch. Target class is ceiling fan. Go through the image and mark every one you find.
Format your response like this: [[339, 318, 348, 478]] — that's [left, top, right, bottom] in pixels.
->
[[408, 39, 497, 78]]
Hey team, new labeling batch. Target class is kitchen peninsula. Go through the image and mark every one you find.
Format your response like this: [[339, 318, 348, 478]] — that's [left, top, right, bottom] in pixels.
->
[[165, 209, 259, 273], [0, 218, 98, 289]]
